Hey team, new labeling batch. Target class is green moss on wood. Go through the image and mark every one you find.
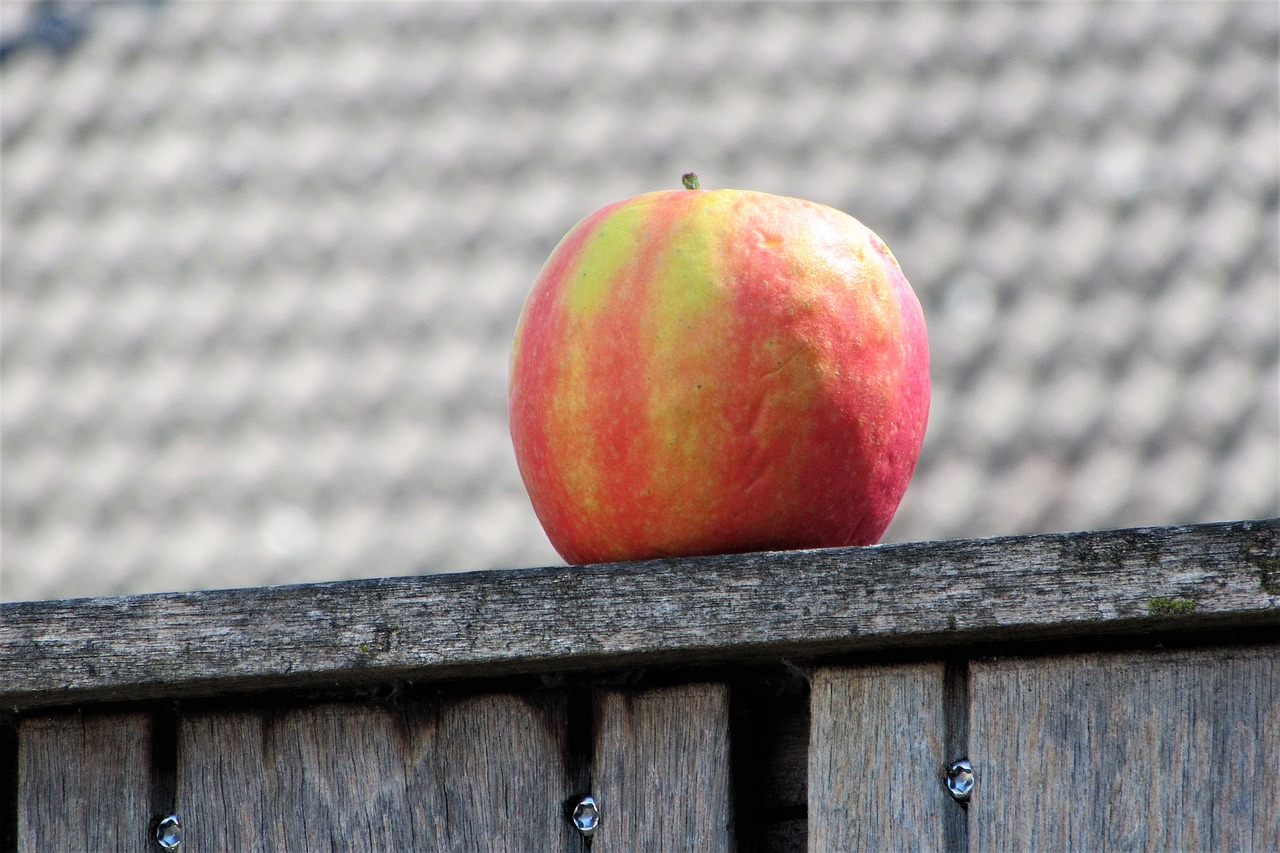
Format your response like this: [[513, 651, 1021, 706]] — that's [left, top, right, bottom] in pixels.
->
[[1147, 597, 1197, 617], [1248, 552, 1280, 596]]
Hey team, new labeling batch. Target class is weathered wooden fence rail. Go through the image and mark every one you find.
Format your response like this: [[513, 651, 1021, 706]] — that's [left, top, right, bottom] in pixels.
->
[[2, 518, 1278, 851]]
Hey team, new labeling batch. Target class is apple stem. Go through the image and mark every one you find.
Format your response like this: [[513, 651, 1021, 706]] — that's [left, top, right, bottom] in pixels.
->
[[681, 172, 700, 190]]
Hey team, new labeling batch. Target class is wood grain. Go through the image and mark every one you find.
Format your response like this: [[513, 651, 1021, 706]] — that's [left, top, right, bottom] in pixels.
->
[[18, 711, 157, 853], [3, 519, 1277, 711], [593, 682, 734, 852], [178, 712, 270, 852], [177, 693, 575, 851], [808, 663, 953, 852], [969, 644, 1280, 852]]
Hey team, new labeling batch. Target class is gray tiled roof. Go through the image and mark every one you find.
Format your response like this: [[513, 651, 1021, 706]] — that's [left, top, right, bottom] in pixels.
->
[[2, 1, 1277, 601]]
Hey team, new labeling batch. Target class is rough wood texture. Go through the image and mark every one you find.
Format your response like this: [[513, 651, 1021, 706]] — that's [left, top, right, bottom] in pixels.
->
[[808, 663, 954, 852], [178, 693, 574, 851], [593, 682, 734, 851], [18, 711, 157, 852], [3, 519, 1275, 711], [970, 644, 1280, 852]]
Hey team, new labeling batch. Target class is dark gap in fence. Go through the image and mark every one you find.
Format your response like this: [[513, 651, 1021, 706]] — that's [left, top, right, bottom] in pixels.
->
[[729, 682, 766, 853], [729, 670, 809, 853], [0, 715, 17, 853], [148, 703, 179, 838], [564, 686, 594, 853], [942, 659, 970, 853], [765, 803, 806, 821]]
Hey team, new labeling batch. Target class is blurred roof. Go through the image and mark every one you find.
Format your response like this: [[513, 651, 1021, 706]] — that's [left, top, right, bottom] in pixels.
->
[[2, 0, 1277, 601]]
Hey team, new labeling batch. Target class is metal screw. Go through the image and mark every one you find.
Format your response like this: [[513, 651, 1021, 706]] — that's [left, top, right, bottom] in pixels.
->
[[155, 813, 182, 849], [946, 758, 974, 802], [569, 794, 599, 838]]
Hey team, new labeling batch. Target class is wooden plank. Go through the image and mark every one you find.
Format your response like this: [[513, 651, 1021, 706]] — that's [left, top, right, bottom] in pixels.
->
[[177, 713, 269, 851], [18, 711, 157, 853], [177, 693, 574, 851], [2, 519, 1277, 710], [808, 663, 952, 852], [970, 644, 1280, 852], [432, 692, 578, 850], [593, 682, 734, 851]]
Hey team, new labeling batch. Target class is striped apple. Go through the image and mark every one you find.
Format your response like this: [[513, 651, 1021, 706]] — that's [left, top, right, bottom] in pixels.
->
[[509, 175, 929, 565]]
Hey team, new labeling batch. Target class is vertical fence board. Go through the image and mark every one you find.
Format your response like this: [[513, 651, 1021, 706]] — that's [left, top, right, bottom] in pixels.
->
[[970, 644, 1280, 852], [18, 712, 156, 853], [434, 692, 577, 851], [593, 682, 733, 852], [179, 713, 270, 851], [178, 693, 574, 852], [808, 663, 951, 853]]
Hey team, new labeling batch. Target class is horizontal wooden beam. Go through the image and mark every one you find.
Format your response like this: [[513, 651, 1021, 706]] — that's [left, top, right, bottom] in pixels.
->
[[2, 519, 1277, 711]]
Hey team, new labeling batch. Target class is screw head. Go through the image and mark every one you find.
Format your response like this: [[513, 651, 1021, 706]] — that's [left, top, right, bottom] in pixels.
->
[[155, 813, 182, 849], [946, 758, 974, 802], [570, 794, 599, 838]]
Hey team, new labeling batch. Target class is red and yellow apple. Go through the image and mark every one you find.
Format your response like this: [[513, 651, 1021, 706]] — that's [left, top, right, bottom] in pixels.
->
[[509, 175, 929, 565]]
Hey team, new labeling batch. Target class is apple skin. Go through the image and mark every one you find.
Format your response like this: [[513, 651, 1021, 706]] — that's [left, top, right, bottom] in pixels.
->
[[509, 183, 930, 565]]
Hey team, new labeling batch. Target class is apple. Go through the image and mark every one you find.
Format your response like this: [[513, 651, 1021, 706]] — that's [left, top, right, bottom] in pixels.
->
[[509, 174, 930, 564]]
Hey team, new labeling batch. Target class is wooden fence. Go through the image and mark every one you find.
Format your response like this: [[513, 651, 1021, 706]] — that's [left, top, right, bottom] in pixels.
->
[[2, 518, 1277, 851]]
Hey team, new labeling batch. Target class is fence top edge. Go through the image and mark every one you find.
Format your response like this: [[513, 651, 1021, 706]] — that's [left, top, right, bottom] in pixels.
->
[[2, 518, 1277, 712]]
